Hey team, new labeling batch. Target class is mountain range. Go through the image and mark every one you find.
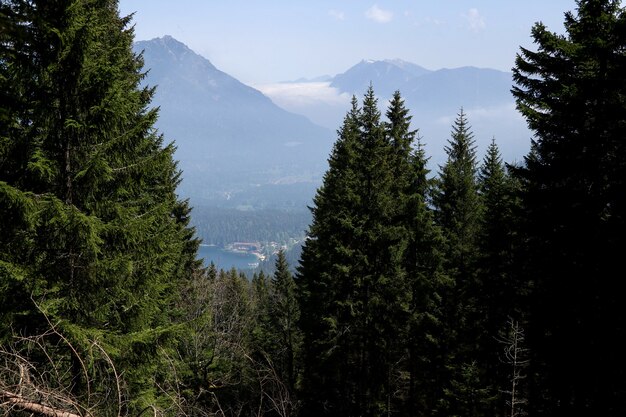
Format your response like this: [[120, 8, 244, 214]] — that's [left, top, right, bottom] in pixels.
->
[[134, 36, 333, 208], [264, 58, 531, 165], [135, 36, 530, 209]]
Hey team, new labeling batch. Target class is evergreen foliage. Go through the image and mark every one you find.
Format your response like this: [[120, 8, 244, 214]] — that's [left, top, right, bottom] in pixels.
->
[[434, 109, 482, 277], [432, 109, 490, 415], [2, 1, 624, 416], [269, 250, 301, 393], [387, 95, 450, 415], [0, 0, 199, 413], [476, 139, 523, 415], [298, 88, 447, 416], [512, 0, 626, 414]]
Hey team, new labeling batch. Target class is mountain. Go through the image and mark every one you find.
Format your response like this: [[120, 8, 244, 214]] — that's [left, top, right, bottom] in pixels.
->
[[330, 59, 432, 98], [134, 36, 333, 208], [263, 59, 530, 164], [286, 74, 333, 83]]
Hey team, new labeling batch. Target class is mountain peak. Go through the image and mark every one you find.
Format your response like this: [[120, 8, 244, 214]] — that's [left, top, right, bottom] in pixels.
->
[[133, 36, 333, 207], [151, 35, 190, 52], [331, 58, 432, 96], [136, 35, 213, 65]]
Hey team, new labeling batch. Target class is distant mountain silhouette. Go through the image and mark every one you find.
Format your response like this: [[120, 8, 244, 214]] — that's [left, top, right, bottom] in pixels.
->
[[331, 59, 432, 98], [331, 59, 512, 113], [135, 38, 529, 208], [269, 59, 530, 165], [134, 36, 333, 208]]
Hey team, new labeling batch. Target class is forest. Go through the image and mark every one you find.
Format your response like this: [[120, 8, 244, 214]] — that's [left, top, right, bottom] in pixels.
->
[[1, 1, 626, 416], [190, 206, 310, 247]]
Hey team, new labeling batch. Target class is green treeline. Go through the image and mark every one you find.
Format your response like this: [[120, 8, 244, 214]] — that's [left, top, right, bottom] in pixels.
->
[[2, 1, 626, 417], [0, 0, 200, 414], [191, 206, 310, 246]]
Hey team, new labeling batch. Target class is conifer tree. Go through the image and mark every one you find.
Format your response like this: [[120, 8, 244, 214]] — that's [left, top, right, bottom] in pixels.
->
[[386, 91, 415, 198], [269, 250, 301, 393], [0, 1, 198, 413], [298, 88, 410, 416], [512, 0, 626, 414], [403, 140, 450, 414], [297, 95, 362, 416], [433, 109, 490, 416], [477, 139, 522, 415], [251, 270, 275, 359], [434, 109, 482, 276], [384, 93, 450, 413]]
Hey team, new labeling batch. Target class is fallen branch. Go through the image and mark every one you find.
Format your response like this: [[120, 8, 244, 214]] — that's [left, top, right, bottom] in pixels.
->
[[1, 388, 85, 417]]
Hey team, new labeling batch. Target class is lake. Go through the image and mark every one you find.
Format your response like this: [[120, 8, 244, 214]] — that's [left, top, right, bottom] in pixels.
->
[[197, 244, 260, 271]]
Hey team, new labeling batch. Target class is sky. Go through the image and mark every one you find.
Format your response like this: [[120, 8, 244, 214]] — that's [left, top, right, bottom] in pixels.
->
[[118, 1, 575, 85]]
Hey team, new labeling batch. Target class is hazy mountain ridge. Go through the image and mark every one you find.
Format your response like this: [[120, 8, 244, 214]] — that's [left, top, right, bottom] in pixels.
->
[[135, 36, 529, 209], [134, 36, 334, 207], [330, 59, 432, 96], [329, 59, 512, 106], [265, 59, 530, 164]]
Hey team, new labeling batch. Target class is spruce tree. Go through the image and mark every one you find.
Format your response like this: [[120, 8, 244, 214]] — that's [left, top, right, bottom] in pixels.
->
[[250, 270, 275, 367], [269, 250, 301, 393], [403, 140, 450, 415], [477, 138, 522, 415], [298, 88, 410, 416], [0, 1, 198, 413], [434, 109, 482, 276], [512, 1, 626, 414], [297, 95, 361, 416], [433, 109, 490, 416]]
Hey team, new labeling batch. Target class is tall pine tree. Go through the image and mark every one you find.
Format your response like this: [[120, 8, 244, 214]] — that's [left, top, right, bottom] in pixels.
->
[[0, 0, 198, 414], [269, 250, 301, 393], [297, 95, 363, 416], [512, 1, 626, 415], [477, 138, 523, 415], [403, 139, 450, 415], [298, 88, 411, 417], [433, 109, 491, 416]]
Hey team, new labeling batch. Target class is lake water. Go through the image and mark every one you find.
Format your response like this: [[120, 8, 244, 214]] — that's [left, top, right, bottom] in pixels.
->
[[197, 244, 260, 271]]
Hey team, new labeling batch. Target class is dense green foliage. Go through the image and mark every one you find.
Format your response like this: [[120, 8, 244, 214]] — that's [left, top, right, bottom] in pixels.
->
[[1, 1, 625, 416], [297, 89, 448, 416], [191, 206, 310, 246], [0, 0, 199, 414], [512, 0, 626, 415]]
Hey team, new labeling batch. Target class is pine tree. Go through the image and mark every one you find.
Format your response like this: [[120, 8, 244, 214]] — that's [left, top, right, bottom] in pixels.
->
[[0, 1, 198, 413], [297, 95, 363, 416], [403, 140, 450, 415], [269, 250, 301, 393], [512, 1, 626, 414], [477, 139, 523, 415], [433, 109, 490, 416], [434, 109, 482, 276], [251, 270, 275, 361], [298, 88, 410, 416]]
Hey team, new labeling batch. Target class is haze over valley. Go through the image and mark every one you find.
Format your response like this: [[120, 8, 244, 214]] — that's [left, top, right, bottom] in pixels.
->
[[3, 2, 623, 415], [137, 35, 530, 212]]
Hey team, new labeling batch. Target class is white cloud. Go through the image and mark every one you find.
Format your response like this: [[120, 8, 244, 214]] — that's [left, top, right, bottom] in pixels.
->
[[255, 82, 349, 107], [427, 17, 444, 26], [464, 8, 485, 32], [329, 9, 345, 21], [254, 82, 352, 129], [365, 5, 393, 24]]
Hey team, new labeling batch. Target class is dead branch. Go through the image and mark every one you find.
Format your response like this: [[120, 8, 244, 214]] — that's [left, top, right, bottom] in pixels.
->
[[0, 389, 84, 417]]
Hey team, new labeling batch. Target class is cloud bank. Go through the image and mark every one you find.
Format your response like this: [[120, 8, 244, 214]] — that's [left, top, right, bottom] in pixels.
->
[[365, 5, 393, 23], [329, 9, 345, 21], [464, 8, 485, 32], [255, 82, 351, 129]]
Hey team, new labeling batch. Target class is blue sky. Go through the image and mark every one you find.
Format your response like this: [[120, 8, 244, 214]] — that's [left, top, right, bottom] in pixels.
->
[[118, 1, 575, 85]]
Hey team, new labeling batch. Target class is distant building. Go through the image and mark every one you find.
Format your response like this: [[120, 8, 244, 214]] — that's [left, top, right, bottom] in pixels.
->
[[231, 242, 261, 252]]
